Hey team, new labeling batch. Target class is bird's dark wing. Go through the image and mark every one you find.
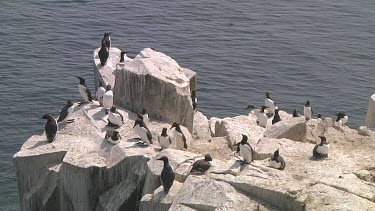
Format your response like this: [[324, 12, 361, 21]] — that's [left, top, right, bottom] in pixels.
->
[[169, 137, 172, 145], [45, 122, 58, 143], [190, 160, 211, 173], [84, 84, 93, 101], [182, 133, 187, 149], [116, 111, 124, 122], [57, 105, 69, 123], [161, 166, 175, 192], [236, 144, 240, 153], [137, 113, 143, 121], [146, 129, 153, 144], [276, 156, 286, 170]]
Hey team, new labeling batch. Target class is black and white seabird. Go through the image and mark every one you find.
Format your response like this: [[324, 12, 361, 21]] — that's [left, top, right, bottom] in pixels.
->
[[103, 85, 113, 113], [191, 89, 197, 111], [102, 32, 112, 50], [170, 122, 188, 150], [157, 156, 175, 194], [98, 40, 109, 66], [108, 106, 124, 127], [336, 112, 348, 126], [57, 99, 75, 123], [96, 79, 106, 106], [119, 51, 126, 63], [42, 114, 58, 143], [265, 92, 277, 114], [293, 109, 300, 117], [234, 134, 254, 165], [190, 154, 212, 174], [268, 149, 286, 170], [313, 136, 330, 158], [105, 130, 122, 145], [137, 108, 149, 124], [245, 105, 272, 127], [272, 109, 281, 125], [158, 127, 172, 150], [76, 76, 93, 104], [133, 118, 153, 146], [304, 100, 313, 121]]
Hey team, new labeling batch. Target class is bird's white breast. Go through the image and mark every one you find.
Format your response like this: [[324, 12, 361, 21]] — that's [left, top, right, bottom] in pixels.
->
[[103, 91, 113, 109], [107, 137, 120, 145], [304, 106, 312, 120], [135, 125, 151, 145], [159, 136, 171, 149], [97, 87, 106, 101], [78, 84, 89, 101], [265, 99, 275, 113], [171, 129, 184, 149], [341, 116, 348, 125], [142, 114, 149, 124], [316, 144, 330, 155], [269, 160, 282, 169], [108, 112, 123, 126], [258, 113, 268, 128], [239, 144, 253, 162]]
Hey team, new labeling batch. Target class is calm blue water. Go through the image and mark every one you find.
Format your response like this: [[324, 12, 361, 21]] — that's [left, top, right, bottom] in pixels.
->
[[0, 0, 374, 210]]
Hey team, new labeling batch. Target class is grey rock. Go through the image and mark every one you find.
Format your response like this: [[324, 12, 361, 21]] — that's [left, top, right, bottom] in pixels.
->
[[265, 117, 307, 142], [365, 94, 375, 128]]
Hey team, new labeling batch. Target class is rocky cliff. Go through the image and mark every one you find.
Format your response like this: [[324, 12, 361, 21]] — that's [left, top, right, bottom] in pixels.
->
[[14, 48, 375, 211]]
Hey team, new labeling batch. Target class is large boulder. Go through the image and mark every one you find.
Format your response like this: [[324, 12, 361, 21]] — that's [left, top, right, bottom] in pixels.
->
[[265, 117, 307, 142], [365, 94, 375, 129], [111, 48, 196, 132]]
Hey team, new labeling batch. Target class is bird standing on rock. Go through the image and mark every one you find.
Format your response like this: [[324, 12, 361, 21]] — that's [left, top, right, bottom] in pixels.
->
[[96, 79, 106, 106], [108, 106, 124, 127], [268, 149, 286, 170], [133, 118, 153, 146], [98, 40, 109, 66], [190, 154, 212, 174], [57, 99, 75, 123], [105, 130, 121, 145], [313, 136, 330, 159], [336, 112, 348, 126], [42, 114, 58, 143], [102, 32, 112, 50], [304, 100, 313, 121], [265, 92, 277, 114], [103, 85, 113, 114], [157, 156, 175, 194], [191, 89, 197, 112], [293, 109, 300, 117], [233, 134, 254, 165], [158, 128, 172, 150], [76, 76, 93, 104], [170, 122, 188, 150], [272, 109, 281, 125], [245, 105, 272, 127]]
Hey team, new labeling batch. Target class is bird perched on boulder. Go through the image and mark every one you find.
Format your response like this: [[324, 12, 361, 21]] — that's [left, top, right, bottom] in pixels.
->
[[292, 109, 301, 117], [190, 154, 212, 174], [245, 105, 272, 128], [42, 114, 58, 143], [76, 76, 93, 104], [133, 118, 153, 146], [157, 156, 175, 194], [102, 32, 112, 50], [158, 128, 172, 150], [98, 40, 109, 66], [170, 122, 188, 150], [96, 79, 106, 106], [57, 99, 75, 123], [265, 92, 277, 114], [336, 112, 348, 126], [272, 109, 281, 125], [103, 85, 113, 114], [108, 106, 124, 127], [137, 108, 148, 124], [268, 149, 286, 170], [304, 100, 313, 121], [313, 136, 330, 159], [233, 134, 254, 165], [105, 130, 121, 145]]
